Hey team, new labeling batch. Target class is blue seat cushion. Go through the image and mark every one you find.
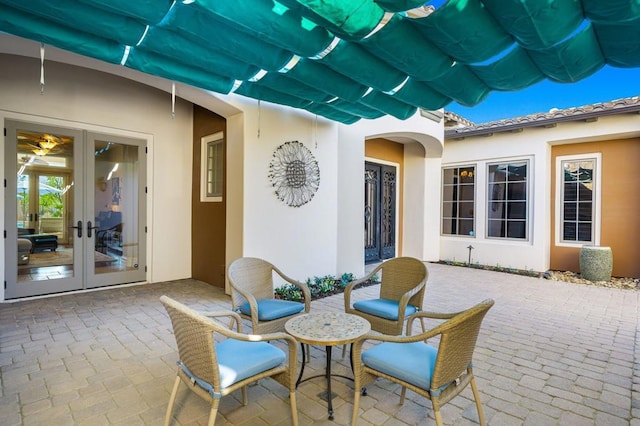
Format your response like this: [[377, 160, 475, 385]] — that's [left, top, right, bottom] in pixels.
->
[[362, 341, 437, 390], [353, 298, 418, 320], [238, 299, 304, 321], [179, 339, 286, 394]]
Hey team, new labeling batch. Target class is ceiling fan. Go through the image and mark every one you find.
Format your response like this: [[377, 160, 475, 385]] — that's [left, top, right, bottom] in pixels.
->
[[17, 132, 69, 157]]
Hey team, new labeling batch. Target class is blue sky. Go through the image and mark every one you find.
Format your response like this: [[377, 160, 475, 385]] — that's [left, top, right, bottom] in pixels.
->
[[445, 66, 640, 124]]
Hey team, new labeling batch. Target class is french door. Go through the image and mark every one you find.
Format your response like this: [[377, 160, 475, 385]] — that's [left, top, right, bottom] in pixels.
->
[[364, 161, 397, 263], [4, 120, 146, 299]]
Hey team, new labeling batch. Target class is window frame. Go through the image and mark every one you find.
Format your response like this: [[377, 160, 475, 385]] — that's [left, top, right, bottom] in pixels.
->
[[200, 132, 224, 202], [441, 164, 476, 237], [486, 159, 530, 241], [555, 153, 601, 247]]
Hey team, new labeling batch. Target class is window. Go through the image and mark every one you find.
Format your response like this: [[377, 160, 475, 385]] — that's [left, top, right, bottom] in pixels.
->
[[200, 132, 223, 202], [487, 160, 528, 239], [558, 155, 599, 244], [442, 166, 475, 236]]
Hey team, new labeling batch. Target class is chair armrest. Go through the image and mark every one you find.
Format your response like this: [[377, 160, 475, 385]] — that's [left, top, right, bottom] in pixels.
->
[[272, 266, 312, 312], [202, 310, 243, 333], [405, 309, 463, 335], [396, 280, 427, 310], [231, 286, 260, 318], [343, 264, 383, 309]]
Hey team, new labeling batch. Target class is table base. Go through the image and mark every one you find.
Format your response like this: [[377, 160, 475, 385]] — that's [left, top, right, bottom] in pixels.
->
[[295, 344, 354, 421]]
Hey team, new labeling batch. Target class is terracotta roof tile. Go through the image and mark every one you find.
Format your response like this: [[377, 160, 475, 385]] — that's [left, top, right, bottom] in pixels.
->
[[445, 96, 640, 138]]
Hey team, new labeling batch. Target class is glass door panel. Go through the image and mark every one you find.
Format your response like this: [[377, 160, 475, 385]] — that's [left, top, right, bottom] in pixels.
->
[[86, 133, 146, 288], [5, 122, 147, 299], [5, 121, 83, 298]]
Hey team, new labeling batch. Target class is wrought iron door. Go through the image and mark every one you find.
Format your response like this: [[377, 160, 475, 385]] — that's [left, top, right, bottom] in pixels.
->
[[364, 162, 396, 263]]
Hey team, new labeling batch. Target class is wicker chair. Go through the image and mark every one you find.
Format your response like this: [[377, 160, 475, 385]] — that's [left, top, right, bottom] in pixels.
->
[[228, 257, 311, 334], [160, 296, 299, 426], [344, 257, 428, 336], [351, 299, 495, 426]]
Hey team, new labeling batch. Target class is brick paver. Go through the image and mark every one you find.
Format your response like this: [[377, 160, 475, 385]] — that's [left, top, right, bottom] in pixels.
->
[[0, 262, 638, 425]]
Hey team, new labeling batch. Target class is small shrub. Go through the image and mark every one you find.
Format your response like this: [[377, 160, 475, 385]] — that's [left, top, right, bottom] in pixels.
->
[[274, 285, 303, 301], [339, 272, 354, 289], [275, 271, 379, 301]]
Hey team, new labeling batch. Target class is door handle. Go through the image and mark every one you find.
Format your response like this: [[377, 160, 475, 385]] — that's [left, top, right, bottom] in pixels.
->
[[71, 220, 83, 238], [87, 221, 99, 238]]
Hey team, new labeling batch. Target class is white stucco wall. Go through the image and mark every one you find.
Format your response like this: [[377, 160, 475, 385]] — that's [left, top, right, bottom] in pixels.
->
[[218, 98, 445, 282], [217, 96, 444, 282], [222, 95, 341, 282], [338, 113, 444, 276], [442, 113, 640, 273], [0, 53, 194, 300]]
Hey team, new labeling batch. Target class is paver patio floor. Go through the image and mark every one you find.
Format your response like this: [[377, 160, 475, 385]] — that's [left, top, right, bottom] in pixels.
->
[[1, 262, 638, 425]]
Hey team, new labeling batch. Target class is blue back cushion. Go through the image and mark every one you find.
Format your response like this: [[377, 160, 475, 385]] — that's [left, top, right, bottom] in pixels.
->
[[353, 298, 418, 320], [362, 341, 437, 390], [238, 299, 304, 321]]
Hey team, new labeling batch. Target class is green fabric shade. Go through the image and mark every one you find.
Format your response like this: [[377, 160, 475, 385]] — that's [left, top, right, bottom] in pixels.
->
[[594, 18, 640, 67], [527, 23, 605, 83], [253, 73, 335, 104], [286, 59, 369, 103], [0, 4, 125, 65], [318, 40, 406, 92], [2, 0, 146, 46], [393, 79, 451, 111], [481, 0, 584, 50], [412, 0, 513, 64], [1, 0, 639, 124], [359, 90, 417, 120], [582, 0, 640, 22], [374, 0, 433, 13], [426, 63, 491, 107], [163, 4, 293, 72], [361, 14, 452, 81], [294, 0, 385, 40], [76, 0, 170, 25], [196, 0, 333, 58], [126, 48, 235, 94], [305, 103, 362, 124], [471, 46, 545, 91], [139, 28, 260, 81], [327, 99, 386, 119]]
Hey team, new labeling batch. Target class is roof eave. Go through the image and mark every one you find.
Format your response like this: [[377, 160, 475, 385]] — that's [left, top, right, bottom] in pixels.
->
[[445, 104, 640, 140]]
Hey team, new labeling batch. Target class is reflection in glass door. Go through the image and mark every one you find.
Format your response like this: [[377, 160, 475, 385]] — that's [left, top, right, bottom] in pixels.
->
[[87, 134, 146, 289], [4, 121, 146, 299], [6, 123, 83, 298]]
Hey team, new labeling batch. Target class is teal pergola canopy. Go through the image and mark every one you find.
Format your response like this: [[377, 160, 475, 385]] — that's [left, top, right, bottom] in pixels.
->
[[1, 0, 639, 124]]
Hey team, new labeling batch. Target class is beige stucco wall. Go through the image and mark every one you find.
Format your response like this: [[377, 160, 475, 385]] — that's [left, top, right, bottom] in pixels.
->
[[443, 114, 640, 275], [551, 139, 640, 277], [0, 54, 194, 299]]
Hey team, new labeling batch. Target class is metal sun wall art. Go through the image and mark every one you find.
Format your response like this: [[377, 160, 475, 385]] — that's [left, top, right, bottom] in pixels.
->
[[268, 141, 320, 207]]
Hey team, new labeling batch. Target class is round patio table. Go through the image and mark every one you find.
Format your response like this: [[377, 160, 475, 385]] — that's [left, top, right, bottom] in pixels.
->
[[285, 311, 370, 420]]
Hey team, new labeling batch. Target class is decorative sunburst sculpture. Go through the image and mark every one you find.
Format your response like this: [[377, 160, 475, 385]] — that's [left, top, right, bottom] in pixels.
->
[[268, 141, 320, 207]]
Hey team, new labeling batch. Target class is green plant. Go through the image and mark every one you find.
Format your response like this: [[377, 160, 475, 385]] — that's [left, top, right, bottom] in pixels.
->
[[274, 285, 303, 301], [39, 176, 65, 217], [275, 271, 379, 302], [336, 272, 353, 289]]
